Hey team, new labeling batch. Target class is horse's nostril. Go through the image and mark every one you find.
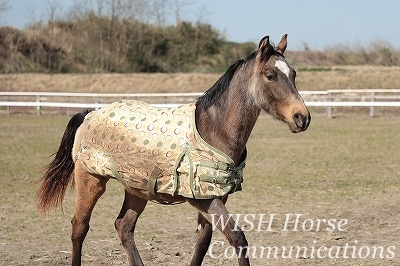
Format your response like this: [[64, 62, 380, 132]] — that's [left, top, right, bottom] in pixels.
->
[[293, 112, 305, 129]]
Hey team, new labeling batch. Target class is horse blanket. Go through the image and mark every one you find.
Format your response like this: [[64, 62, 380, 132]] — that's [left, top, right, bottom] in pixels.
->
[[75, 100, 245, 202]]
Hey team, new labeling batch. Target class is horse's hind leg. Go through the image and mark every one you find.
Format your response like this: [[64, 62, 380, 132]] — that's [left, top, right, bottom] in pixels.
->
[[71, 164, 109, 266], [114, 190, 148, 266]]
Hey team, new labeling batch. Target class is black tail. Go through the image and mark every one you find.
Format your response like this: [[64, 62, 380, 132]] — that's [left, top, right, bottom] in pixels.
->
[[37, 111, 89, 214]]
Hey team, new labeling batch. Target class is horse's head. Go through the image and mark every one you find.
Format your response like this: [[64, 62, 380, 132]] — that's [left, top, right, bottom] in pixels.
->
[[250, 34, 311, 133]]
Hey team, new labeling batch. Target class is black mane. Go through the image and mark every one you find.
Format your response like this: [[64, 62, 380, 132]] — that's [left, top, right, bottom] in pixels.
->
[[196, 52, 257, 109], [196, 60, 244, 109]]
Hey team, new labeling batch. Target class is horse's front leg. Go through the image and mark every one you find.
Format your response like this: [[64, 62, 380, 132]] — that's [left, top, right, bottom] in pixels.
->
[[190, 196, 229, 266], [187, 198, 250, 266], [190, 213, 213, 266]]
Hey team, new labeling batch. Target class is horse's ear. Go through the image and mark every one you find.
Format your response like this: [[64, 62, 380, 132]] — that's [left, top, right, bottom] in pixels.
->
[[258, 36, 271, 57], [276, 34, 288, 54]]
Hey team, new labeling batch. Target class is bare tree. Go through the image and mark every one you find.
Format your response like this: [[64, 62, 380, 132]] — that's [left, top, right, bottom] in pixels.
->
[[0, 0, 9, 12], [47, 0, 63, 23], [152, 0, 168, 26], [66, 0, 92, 20], [173, 0, 181, 25], [194, 4, 209, 24], [45, 0, 63, 71], [122, 0, 151, 23], [0, 0, 10, 25], [173, 0, 192, 25], [24, 2, 40, 27], [96, 0, 105, 17]]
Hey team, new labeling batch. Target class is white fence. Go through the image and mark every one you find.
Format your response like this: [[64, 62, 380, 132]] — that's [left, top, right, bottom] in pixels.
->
[[1, 90, 400, 118]]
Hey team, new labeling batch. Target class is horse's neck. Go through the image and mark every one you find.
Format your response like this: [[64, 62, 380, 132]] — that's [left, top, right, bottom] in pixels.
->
[[196, 84, 260, 165]]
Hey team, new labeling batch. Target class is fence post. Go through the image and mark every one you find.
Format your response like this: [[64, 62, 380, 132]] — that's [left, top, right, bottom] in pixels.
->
[[7, 95, 10, 115], [67, 96, 70, 116], [95, 95, 99, 110], [369, 91, 375, 117], [36, 95, 41, 116], [327, 91, 333, 118]]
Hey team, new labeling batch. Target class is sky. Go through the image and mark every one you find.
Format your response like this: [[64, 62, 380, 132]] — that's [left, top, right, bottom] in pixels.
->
[[1, 0, 399, 51]]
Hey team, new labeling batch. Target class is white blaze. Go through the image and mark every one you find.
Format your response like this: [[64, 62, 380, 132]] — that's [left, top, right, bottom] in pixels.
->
[[275, 60, 290, 78]]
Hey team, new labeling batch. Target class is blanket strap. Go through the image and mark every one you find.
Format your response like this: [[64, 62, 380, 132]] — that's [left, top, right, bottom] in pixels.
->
[[148, 166, 162, 202], [110, 161, 136, 195], [148, 166, 184, 205]]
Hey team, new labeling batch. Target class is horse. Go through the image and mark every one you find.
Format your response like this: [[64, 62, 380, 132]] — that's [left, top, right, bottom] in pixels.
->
[[37, 34, 311, 266]]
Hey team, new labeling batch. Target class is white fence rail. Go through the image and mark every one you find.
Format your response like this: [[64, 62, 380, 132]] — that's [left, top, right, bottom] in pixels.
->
[[1, 90, 400, 118]]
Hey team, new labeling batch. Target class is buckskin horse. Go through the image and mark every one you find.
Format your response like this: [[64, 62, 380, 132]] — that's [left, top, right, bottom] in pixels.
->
[[37, 35, 311, 266]]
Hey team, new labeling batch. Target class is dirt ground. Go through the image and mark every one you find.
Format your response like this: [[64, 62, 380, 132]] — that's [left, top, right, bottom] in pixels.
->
[[1, 114, 399, 266], [1, 179, 399, 266]]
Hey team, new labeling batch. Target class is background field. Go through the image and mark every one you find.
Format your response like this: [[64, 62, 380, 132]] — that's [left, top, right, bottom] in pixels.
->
[[1, 66, 400, 93], [1, 65, 400, 265], [1, 113, 399, 265]]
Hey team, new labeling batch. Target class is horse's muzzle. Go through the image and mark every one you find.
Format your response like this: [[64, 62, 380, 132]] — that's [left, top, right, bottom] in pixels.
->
[[292, 111, 311, 132]]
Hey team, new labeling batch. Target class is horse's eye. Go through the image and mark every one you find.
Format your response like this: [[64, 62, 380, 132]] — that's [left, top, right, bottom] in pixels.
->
[[266, 73, 276, 81]]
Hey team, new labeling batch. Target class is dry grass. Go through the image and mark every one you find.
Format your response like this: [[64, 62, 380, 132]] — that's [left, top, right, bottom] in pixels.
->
[[0, 73, 219, 93], [1, 66, 400, 93], [296, 66, 400, 90]]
